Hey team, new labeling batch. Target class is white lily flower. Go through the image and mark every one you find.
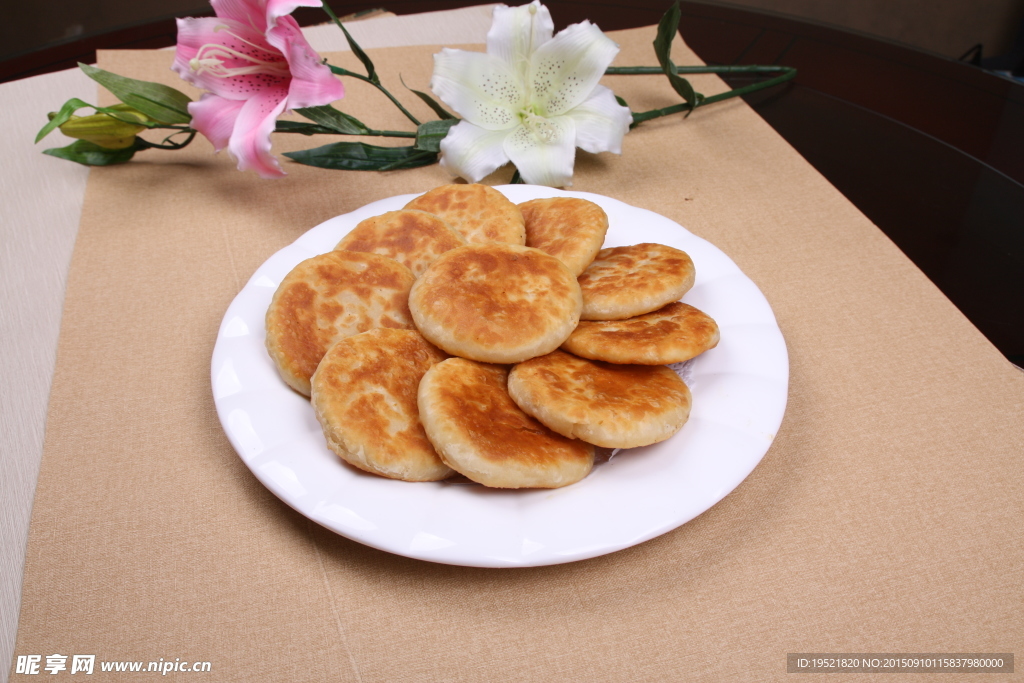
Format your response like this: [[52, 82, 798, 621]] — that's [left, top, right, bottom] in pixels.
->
[[430, 1, 633, 187]]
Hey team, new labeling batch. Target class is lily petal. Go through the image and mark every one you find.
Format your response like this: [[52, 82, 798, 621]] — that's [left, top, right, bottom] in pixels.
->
[[172, 17, 238, 91], [431, 48, 524, 131], [265, 0, 323, 29], [227, 86, 289, 177], [486, 1, 553, 75], [172, 17, 287, 100], [211, 0, 268, 30], [438, 120, 511, 183], [504, 116, 576, 187], [565, 85, 632, 154], [529, 20, 620, 117], [188, 94, 246, 151], [267, 17, 344, 108]]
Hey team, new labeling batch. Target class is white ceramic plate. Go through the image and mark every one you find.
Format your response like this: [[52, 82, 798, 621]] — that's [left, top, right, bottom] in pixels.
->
[[211, 185, 788, 567]]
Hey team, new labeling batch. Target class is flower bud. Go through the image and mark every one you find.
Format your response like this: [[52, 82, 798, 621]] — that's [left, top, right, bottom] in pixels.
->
[[58, 104, 149, 149]]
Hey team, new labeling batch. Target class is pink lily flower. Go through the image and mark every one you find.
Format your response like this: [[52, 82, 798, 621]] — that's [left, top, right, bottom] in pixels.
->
[[172, 0, 343, 178]]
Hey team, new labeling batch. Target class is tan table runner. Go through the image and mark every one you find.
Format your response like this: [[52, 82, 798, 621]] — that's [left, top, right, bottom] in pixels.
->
[[13, 26, 1024, 681]]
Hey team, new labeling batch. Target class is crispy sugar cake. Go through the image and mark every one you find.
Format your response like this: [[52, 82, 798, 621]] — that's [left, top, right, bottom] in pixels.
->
[[265, 250, 415, 396], [508, 350, 692, 449], [311, 328, 452, 481], [517, 197, 608, 276], [562, 302, 720, 364], [578, 243, 695, 320], [418, 358, 594, 488], [409, 243, 582, 364], [404, 183, 525, 245], [334, 209, 465, 277]]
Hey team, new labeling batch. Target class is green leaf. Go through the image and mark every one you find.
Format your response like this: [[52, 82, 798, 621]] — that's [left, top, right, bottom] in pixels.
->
[[408, 87, 457, 120], [43, 138, 139, 166], [284, 142, 438, 171], [274, 121, 341, 136], [295, 105, 371, 135], [653, 0, 681, 73], [414, 119, 458, 152], [35, 98, 93, 143], [337, 22, 377, 83], [79, 63, 192, 124], [651, 1, 704, 110], [400, 75, 456, 120], [667, 67, 701, 109]]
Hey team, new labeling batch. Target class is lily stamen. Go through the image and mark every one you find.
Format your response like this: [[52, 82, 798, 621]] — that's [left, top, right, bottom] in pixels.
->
[[522, 112, 558, 142], [189, 36, 290, 79]]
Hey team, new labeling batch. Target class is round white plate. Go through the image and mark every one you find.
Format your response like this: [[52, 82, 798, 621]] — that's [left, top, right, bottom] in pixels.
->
[[211, 185, 788, 567]]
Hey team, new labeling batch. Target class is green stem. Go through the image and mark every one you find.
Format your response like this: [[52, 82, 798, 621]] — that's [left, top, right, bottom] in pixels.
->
[[327, 64, 370, 81], [630, 104, 689, 126], [606, 65, 793, 76], [364, 130, 416, 138], [617, 65, 796, 124], [140, 130, 197, 151], [327, 65, 422, 126], [275, 123, 416, 138], [320, 4, 422, 127], [699, 69, 796, 105], [320, 3, 358, 52]]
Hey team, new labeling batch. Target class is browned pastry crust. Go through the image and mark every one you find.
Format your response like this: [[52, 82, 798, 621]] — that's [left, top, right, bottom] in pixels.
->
[[334, 209, 465, 277], [508, 350, 692, 449], [265, 251, 415, 396], [409, 243, 582, 364], [518, 197, 608, 275], [311, 328, 452, 481], [404, 183, 525, 245], [561, 302, 720, 364], [418, 358, 594, 488], [577, 243, 695, 320]]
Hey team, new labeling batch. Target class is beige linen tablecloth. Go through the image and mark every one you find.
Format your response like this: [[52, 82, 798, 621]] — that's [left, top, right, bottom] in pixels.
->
[[11, 19, 1024, 682]]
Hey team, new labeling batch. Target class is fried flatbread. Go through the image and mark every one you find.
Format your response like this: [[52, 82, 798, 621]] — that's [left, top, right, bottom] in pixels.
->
[[334, 209, 465, 278], [518, 197, 608, 275], [311, 328, 452, 481], [561, 302, 720, 364], [404, 183, 525, 245], [409, 243, 582, 364], [577, 243, 695, 320], [418, 358, 594, 488], [508, 350, 692, 449], [265, 251, 415, 396]]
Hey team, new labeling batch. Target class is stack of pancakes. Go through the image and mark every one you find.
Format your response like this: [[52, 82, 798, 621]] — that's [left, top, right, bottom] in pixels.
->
[[265, 185, 720, 489]]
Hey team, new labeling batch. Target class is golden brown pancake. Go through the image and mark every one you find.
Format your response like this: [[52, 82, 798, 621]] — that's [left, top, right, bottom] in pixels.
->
[[409, 243, 582, 364], [403, 184, 525, 245], [334, 209, 465, 278], [561, 302, 720, 364], [577, 243, 695, 320], [518, 197, 608, 276], [508, 350, 692, 449], [311, 328, 452, 481], [265, 251, 415, 396], [418, 358, 594, 488]]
